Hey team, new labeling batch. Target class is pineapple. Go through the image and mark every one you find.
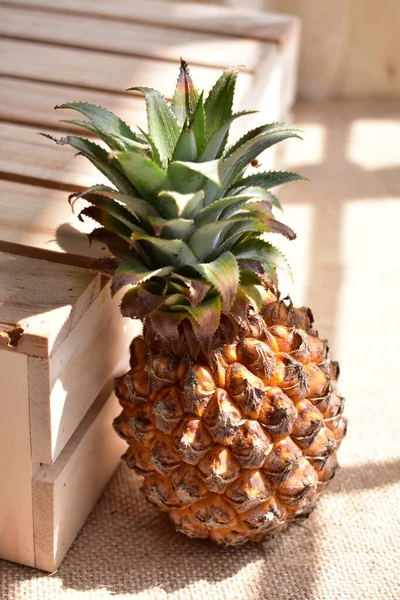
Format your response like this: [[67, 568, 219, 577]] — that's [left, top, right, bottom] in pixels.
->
[[48, 61, 347, 545]]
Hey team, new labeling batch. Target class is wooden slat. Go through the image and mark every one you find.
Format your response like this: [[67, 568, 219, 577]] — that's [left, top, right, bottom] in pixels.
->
[[40, 280, 139, 462], [0, 180, 106, 264], [0, 122, 106, 190], [0, 250, 98, 356], [0, 5, 263, 70], [0, 39, 252, 99], [1, 0, 296, 45], [32, 385, 126, 572], [0, 350, 34, 567], [0, 77, 147, 133]]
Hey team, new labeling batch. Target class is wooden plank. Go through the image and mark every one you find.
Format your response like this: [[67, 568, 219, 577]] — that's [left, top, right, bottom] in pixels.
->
[[31, 281, 140, 463], [0, 5, 262, 70], [0, 180, 106, 264], [0, 0, 291, 44], [0, 251, 100, 357], [0, 39, 252, 100], [0, 122, 105, 191], [32, 385, 126, 572], [236, 17, 300, 124], [1, 0, 296, 45], [0, 350, 34, 567], [0, 77, 147, 133]]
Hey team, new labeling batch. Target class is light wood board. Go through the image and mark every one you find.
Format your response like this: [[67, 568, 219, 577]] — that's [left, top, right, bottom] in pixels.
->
[[0, 5, 262, 70], [0, 122, 106, 191], [0, 180, 106, 265], [0, 251, 100, 357], [0, 77, 147, 133], [0, 350, 34, 567], [31, 281, 140, 463], [1, 0, 296, 45], [32, 385, 126, 572], [0, 39, 252, 100]]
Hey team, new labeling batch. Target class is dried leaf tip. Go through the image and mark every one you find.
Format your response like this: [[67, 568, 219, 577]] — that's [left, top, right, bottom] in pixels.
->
[[172, 59, 199, 126]]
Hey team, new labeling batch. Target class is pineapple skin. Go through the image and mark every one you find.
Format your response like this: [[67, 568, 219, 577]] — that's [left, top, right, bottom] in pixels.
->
[[114, 299, 347, 546]]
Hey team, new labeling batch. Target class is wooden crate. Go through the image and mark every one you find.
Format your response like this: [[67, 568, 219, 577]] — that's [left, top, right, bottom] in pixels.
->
[[0, 0, 300, 571], [0, 251, 140, 571]]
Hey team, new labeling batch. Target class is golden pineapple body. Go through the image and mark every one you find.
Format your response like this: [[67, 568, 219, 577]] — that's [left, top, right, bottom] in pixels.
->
[[114, 300, 347, 545]]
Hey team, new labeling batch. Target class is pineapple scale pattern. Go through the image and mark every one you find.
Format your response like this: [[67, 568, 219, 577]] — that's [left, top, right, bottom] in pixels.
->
[[113, 301, 347, 545]]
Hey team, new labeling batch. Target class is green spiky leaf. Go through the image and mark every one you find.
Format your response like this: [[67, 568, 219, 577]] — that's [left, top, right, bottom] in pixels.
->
[[228, 170, 307, 192], [55, 101, 143, 146], [59, 119, 149, 154], [202, 126, 302, 205], [195, 195, 252, 226], [130, 232, 198, 267], [204, 67, 238, 145], [113, 151, 172, 200], [200, 110, 256, 162], [168, 159, 221, 190], [120, 286, 166, 319], [59, 119, 127, 151], [240, 285, 266, 311], [88, 228, 134, 260], [229, 185, 282, 210], [149, 217, 195, 241], [129, 87, 180, 167], [74, 192, 141, 229], [189, 216, 263, 261], [70, 185, 159, 220], [157, 190, 204, 219], [149, 309, 187, 341], [193, 252, 239, 311], [172, 122, 198, 162], [232, 237, 293, 279], [41, 134, 134, 194], [184, 295, 222, 347], [171, 274, 210, 306], [112, 262, 173, 296], [221, 126, 302, 188], [191, 92, 205, 155], [78, 206, 137, 242], [223, 123, 301, 158]]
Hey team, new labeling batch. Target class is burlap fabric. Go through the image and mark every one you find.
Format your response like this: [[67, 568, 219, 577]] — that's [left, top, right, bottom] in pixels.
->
[[1, 450, 399, 600], [1, 100, 399, 599]]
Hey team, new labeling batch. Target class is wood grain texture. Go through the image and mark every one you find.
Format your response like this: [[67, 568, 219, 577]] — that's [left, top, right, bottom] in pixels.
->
[[1, 0, 296, 44], [0, 350, 34, 567], [0, 251, 100, 357], [27, 356, 52, 462], [0, 39, 252, 100], [40, 281, 140, 463], [0, 5, 261, 70], [0, 180, 106, 264], [0, 77, 147, 132], [32, 384, 126, 572], [0, 122, 105, 190]]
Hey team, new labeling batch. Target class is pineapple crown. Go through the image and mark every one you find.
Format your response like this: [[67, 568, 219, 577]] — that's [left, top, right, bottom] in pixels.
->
[[45, 60, 305, 353]]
